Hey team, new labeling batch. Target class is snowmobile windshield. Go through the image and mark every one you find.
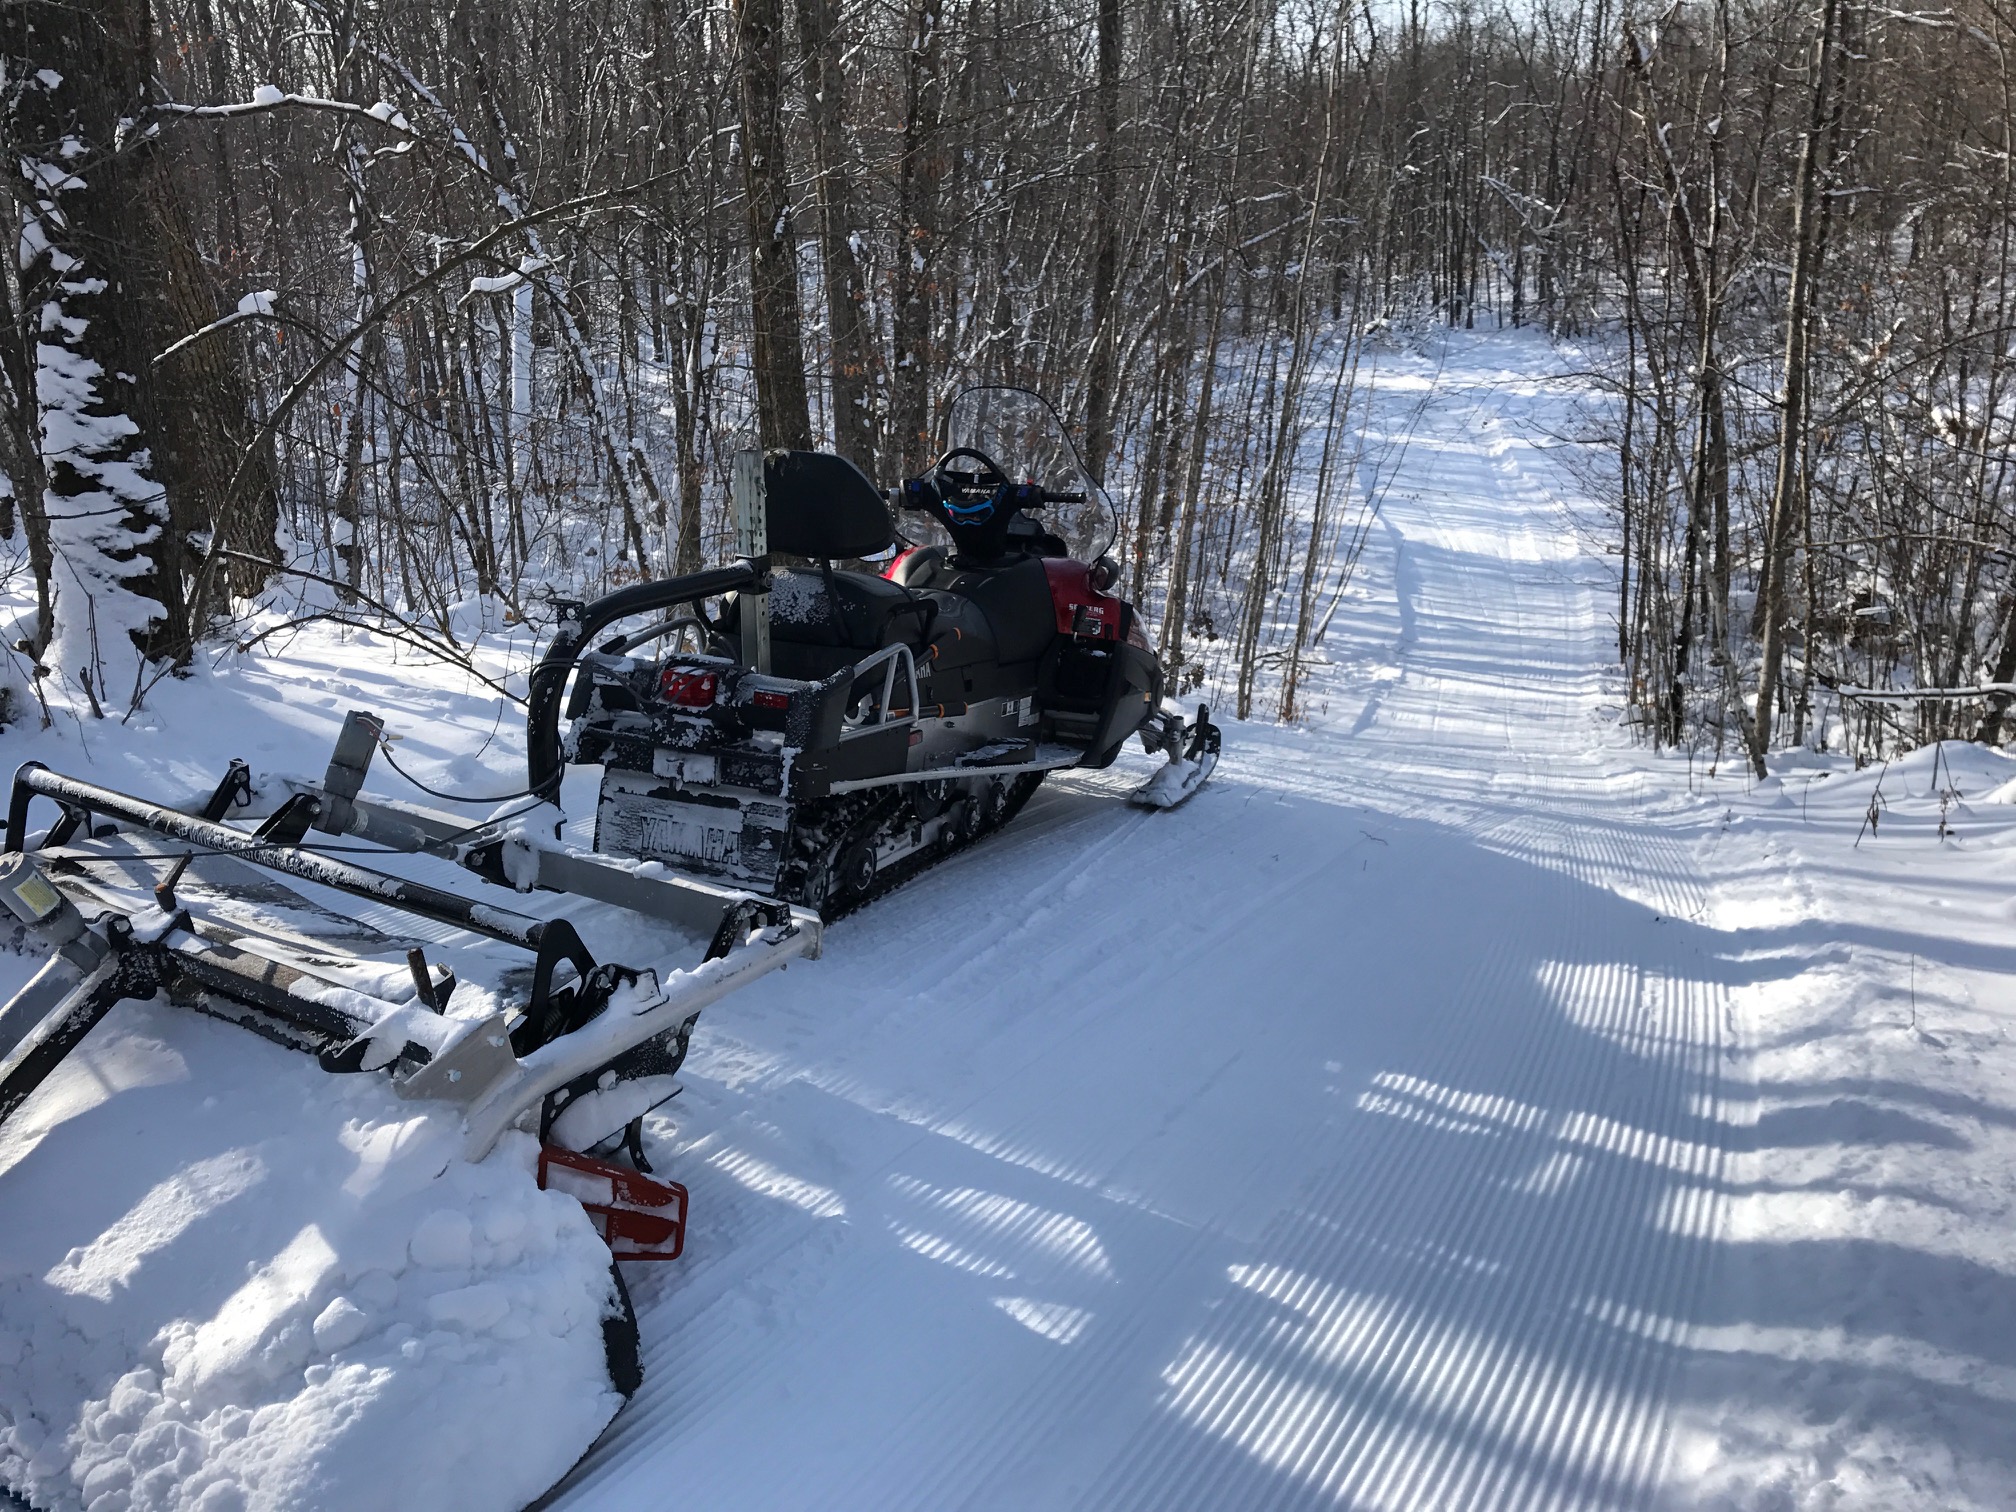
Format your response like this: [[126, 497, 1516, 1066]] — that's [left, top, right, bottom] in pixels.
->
[[938, 386, 1117, 561]]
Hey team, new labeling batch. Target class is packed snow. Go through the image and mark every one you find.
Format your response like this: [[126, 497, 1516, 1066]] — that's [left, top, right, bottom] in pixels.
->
[[0, 1035, 623, 1512], [0, 619, 660, 1510], [3, 329, 2013, 1511]]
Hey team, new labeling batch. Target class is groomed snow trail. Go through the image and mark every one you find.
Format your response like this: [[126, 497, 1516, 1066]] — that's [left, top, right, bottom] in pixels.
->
[[546, 335, 1740, 1512]]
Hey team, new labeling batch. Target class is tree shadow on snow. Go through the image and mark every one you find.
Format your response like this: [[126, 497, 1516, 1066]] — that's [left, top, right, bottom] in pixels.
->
[[548, 784, 2016, 1511]]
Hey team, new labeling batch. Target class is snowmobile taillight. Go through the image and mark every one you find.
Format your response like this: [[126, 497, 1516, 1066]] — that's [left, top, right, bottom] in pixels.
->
[[538, 1145, 689, 1261], [750, 689, 790, 711], [658, 667, 719, 708]]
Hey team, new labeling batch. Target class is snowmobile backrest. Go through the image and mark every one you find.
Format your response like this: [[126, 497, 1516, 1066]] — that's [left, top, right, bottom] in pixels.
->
[[764, 450, 894, 560]]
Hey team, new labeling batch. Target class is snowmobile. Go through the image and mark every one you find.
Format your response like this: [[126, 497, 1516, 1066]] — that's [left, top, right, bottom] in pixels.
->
[[0, 383, 1214, 1503], [547, 384, 1219, 915]]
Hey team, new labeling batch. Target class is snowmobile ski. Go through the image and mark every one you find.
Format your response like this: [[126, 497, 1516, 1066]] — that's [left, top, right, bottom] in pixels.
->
[[1128, 704, 1222, 809]]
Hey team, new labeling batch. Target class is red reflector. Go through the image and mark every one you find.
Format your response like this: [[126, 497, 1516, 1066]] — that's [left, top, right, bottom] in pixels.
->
[[751, 689, 790, 710], [658, 667, 718, 708], [539, 1145, 689, 1261]]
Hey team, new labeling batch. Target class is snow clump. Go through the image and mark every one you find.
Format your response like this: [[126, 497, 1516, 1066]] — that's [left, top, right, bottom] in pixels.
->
[[0, 999, 626, 1512]]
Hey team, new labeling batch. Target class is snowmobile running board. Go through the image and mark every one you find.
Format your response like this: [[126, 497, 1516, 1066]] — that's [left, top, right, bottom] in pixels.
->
[[0, 751, 821, 1166], [824, 741, 1089, 794]]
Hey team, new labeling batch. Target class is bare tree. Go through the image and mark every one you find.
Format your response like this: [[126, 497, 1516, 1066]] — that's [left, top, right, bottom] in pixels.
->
[[735, 0, 814, 451]]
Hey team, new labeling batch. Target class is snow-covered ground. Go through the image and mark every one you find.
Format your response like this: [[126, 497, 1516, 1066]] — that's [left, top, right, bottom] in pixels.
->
[[3, 329, 2013, 1510], [1662, 742, 2016, 1509]]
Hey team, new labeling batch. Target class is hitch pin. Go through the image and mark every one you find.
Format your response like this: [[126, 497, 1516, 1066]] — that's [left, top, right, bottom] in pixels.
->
[[406, 947, 451, 1013], [152, 856, 192, 915]]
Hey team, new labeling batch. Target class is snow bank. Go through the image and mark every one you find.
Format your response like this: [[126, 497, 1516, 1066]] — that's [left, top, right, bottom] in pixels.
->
[[1662, 751, 2016, 1512], [0, 999, 624, 1512]]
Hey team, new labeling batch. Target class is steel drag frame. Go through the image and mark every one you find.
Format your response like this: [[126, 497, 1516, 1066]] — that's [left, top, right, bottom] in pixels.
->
[[0, 753, 820, 1161]]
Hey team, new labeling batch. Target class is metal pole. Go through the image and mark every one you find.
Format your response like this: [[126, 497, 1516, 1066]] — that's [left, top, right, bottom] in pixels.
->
[[732, 448, 771, 675], [6, 764, 551, 951]]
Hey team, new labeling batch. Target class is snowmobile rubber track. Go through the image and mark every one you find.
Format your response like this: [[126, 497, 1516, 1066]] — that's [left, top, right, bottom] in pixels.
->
[[815, 770, 1047, 924]]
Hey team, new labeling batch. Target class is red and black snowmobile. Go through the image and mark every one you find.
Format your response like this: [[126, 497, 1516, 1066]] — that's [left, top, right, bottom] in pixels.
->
[[532, 384, 1220, 915]]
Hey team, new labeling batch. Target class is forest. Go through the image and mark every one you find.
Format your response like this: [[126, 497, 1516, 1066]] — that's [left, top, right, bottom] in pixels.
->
[[1, 0, 2011, 770]]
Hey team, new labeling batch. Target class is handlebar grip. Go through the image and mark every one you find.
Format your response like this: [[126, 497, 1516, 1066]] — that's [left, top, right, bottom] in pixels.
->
[[1046, 491, 1087, 504]]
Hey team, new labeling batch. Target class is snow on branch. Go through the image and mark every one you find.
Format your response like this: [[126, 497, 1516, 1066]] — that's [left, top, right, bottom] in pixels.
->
[[153, 290, 283, 364], [126, 90, 417, 151], [1832, 683, 2016, 702], [463, 258, 550, 303]]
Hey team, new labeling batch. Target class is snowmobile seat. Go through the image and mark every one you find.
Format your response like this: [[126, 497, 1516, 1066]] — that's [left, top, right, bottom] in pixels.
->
[[762, 568, 935, 652], [929, 555, 1057, 664], [762, 449, 895, 560], [718, 567, 938, 682], [886, 550, 1055, 664]]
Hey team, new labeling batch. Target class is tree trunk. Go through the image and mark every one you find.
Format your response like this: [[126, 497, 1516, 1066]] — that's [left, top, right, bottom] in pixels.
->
[[145, 151, 280, 620], [890, 0, 945, 472], [1748, 0, 1841, 777], [1161, 267, 1227, 684], [734, 0, 813, 452], [6, 0, 175, 694], [1081, 0, 1123, 481], [794, 0, 878, 471], [3, 0, 275, 694], [1625, 24, 1731, 735], [0, 234, 54, 648]]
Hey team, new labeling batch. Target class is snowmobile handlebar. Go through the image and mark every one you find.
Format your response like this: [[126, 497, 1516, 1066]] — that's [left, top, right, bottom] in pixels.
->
[[526, 561, 764, 797], [889, 448, 1084, 510], [887, 473, 1085, 512]]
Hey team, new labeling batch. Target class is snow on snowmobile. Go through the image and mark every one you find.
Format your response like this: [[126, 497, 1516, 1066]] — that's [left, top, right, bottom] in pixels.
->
[[550, 384, 1220, 916]]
